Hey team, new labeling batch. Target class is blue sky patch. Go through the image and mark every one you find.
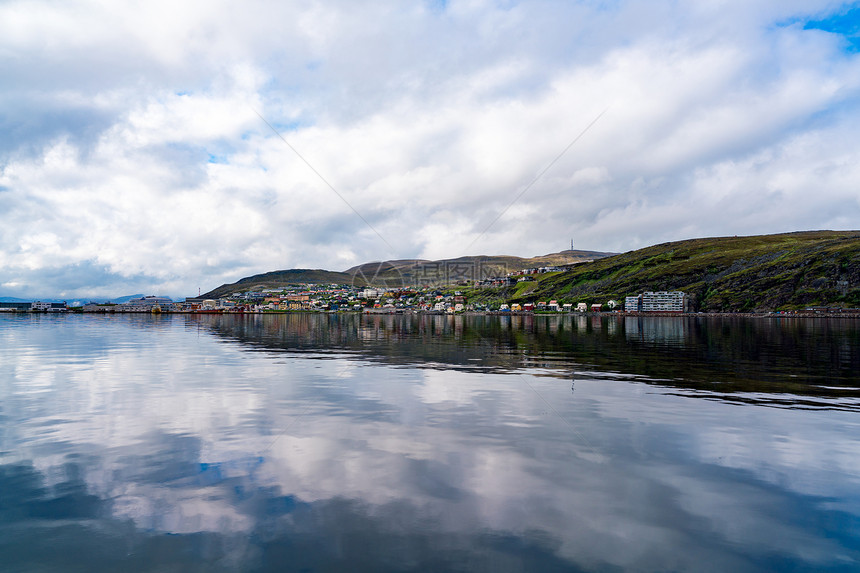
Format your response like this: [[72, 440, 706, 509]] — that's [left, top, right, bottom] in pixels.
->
[[272, 119, 306, 133], [426, 0, 447, 14], [803, 3, 860, 52]]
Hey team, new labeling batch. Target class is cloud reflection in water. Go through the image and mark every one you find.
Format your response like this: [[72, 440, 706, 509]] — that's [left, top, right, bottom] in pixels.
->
[[0, 313, 858, 571]]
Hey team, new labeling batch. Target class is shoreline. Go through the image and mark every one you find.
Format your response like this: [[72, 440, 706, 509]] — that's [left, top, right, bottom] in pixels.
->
[[6, 309, 860, 319]]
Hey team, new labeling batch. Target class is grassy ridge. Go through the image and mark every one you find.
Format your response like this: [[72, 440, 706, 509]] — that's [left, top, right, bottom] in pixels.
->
[[501, 231, 860, 311], [202, 269, 364, 298], [202, 250, 615, 297], [344, 250, 614, 286], [201, 231, 860, 311]]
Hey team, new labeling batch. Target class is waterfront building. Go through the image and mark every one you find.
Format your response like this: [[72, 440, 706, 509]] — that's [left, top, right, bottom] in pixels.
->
[[117, 296, 174, 312], [641, 291, 686, 313], [29, 302, 67, 311], [0, 301, 35, 311], [625, 295, 641, 312], [82, 303, 115, 312]]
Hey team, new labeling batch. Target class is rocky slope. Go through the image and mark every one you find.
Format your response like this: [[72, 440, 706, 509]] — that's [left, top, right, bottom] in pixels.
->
[[504, 231, 860, 311]]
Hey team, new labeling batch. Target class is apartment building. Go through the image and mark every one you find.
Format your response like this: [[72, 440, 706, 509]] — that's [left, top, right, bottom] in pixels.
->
[[640, 291, 686, 313]]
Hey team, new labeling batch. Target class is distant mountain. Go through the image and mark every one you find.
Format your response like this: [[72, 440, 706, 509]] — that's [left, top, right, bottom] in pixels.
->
[[342, 251, 610, 276], [201, 269, 364, 299], [1, 294, 146, 305], [344, 250, 615, 288], [502, 230, 860, 312], [107, 294, 146, 304], [0, 296, 75, 303], [343, 259, 431, 276], [201, 250, 616, 298]]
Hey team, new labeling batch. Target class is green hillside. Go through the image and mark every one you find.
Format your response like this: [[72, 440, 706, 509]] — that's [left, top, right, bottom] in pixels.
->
[[346, 250, 614, 286], [498, 231, 860, 311], [202, 250, 616, 297], [199, 232, 860, 311], [202, 269, 363, 298]]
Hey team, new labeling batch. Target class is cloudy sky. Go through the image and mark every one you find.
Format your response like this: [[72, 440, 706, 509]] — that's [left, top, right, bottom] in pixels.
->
[[2, 0, 859, 299]]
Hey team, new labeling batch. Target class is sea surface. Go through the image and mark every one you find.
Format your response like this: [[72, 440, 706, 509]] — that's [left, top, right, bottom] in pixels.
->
[[1, 312, 859, 572]]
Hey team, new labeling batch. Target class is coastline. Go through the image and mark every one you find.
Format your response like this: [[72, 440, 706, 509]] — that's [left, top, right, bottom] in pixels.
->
[[7, 309, 860, 319]]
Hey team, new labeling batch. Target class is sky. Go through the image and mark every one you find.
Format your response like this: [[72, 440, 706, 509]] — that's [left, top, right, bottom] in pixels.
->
[[2, 0, 860, 299]]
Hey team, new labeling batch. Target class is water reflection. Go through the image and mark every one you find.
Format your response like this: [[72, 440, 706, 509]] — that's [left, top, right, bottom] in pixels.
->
[[195, 313, 860, 403], [625, 316, 687, 345], [1, 314, 859, 571]]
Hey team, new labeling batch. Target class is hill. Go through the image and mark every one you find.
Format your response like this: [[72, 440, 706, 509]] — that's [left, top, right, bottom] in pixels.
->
[[496, 231, 860, 311], [201, 269, 362, 298], [201, 250, 615, 298], [345, 250, 614, 286]]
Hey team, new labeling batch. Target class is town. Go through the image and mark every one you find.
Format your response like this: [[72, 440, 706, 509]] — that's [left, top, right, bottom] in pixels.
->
[[0, 261, 696, 314], [1, 285, 689, 314]]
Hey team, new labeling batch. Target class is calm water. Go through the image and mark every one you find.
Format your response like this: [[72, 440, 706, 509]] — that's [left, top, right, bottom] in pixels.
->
[[1, 313, 859, 572]]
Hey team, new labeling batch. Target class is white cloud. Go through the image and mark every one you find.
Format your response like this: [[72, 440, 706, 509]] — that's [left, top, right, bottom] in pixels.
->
[[1, 0, 859, 297]]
